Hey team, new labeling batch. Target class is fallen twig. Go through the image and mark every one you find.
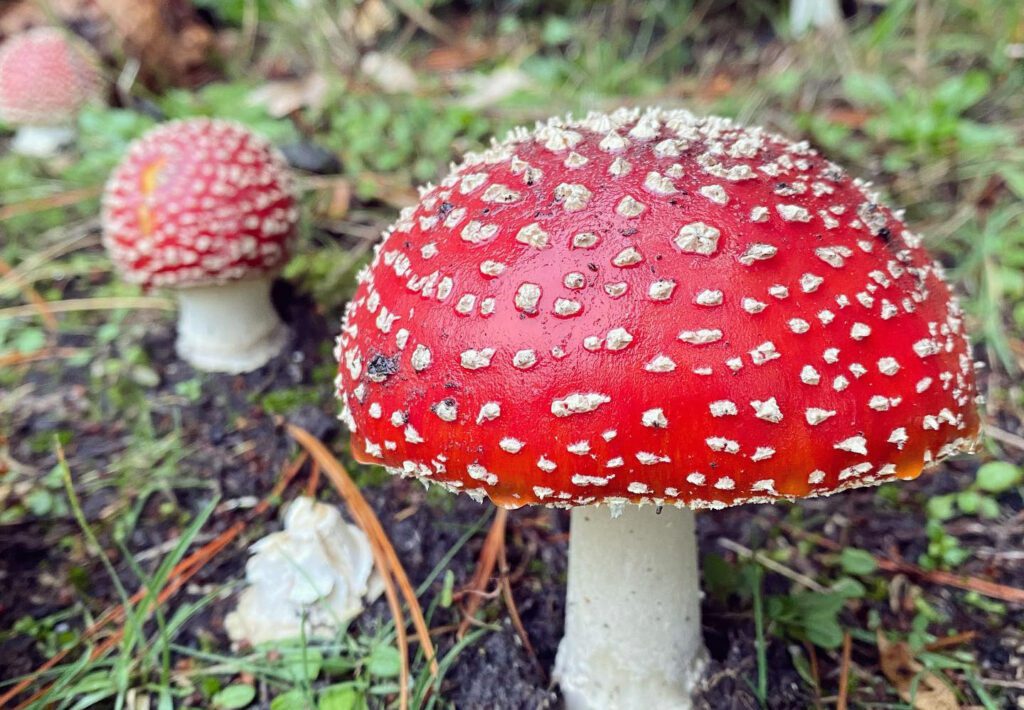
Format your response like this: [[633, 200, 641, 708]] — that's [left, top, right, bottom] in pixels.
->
[[0, 296, 174, 321], [0, 185, 102, 222], [924, 630, 978, 652], [0, 257, 58, 331], [457, 507, 508, 639], [286, 424, 438, 710], [718, 537, 827, 592], [984, 424, 1024, 452], [499, 541, 539, 673], [0, 347, 81, 368], [783, 525, 1024, 605], [0, 227, 100, 293], [837, 631, 852, 710]]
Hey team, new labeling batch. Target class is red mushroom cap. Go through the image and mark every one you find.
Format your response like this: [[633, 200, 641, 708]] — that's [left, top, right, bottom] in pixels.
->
[[101, 118, 298, 290], [0, 27, 101, 126], [335, 108, 981, 510]]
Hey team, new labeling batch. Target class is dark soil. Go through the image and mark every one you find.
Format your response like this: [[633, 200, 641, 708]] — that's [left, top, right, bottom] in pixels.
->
[[2, 284, 1022, 709]]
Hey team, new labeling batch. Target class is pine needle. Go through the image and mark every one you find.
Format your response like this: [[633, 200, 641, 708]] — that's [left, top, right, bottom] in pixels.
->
[[285, 423, 439, 709]]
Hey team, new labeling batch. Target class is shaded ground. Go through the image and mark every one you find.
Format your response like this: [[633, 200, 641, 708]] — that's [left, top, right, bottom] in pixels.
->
[[2, 280, 1021, 708]]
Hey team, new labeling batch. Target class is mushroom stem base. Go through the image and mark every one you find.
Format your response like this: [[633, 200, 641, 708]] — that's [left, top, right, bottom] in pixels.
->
[[555, 504, 706, 710], [11, 125, 76, 158], [175, 277, 288, 374]]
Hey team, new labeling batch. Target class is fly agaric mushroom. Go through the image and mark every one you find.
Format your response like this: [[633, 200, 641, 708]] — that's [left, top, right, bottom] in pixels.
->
[[0, 27, 102, 157], [102, 118, 298, 373], [334, 107, 981, 708]]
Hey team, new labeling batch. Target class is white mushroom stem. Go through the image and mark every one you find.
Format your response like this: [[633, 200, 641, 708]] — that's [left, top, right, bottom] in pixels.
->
[[174, 276, 288, 373], [10, 124, 76, 158], [554, 504, 706, 710], [790, 0, 842, 37]]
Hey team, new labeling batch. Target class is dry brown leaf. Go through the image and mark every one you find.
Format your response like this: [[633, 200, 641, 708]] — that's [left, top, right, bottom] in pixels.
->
[[877, 631, 959, 710], [340, 0, 395, 46], [94, 0, 215, 86], [310, 177, 353, 221], [248, 73, 329, 117]]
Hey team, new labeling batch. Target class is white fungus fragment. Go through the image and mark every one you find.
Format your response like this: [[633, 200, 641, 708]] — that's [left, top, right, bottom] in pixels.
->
[[616, 196, 646, 217], [572, 232, 599, 248], [567, 441, 591, 455], [554, 183, 592, 211], [776, 204, 811, 222], [674, 222, 721, 255], [835, 435, 868, 455], [877, 357, 900, 376], [460, 348, 495, 370], [564, 272, 586, 289], [706, 437, 740, 454], [604, 282, 628, 298], [695, 289, 723, 306], [480, 260, 506, 277], [606, 327, 634, 351], [850, 323, 872, 340], [742, 297, 767, 314], [805, 408, 836, 425], [225, 498, 380, 646], [643, 171, 676, 195], [642, 408, 668, 428], [709, 400, 738, 417], [749, 341, 780, 365], [679, 328, 723, 345], [515, 283, 541, 313], [699, 184, 729, 205], [515, 223, 550, 249], [468, 464, 498, 485], [751, 397, 783, 423], [645, 355, 677, 372], [411, 345, 432, 371], [433, 399, 458, 422], [500, 437, 524, 453], [551, 393, 611, 417], [738, 243, 778, 266], [648, 279, 677, 301], [800, 273, 824, 293], [613, 247, 643, 267], [553, 298, 583, 317], [513, 349, 537, 369], [888, 428, 908, 449], [476, 402, 501, 424]]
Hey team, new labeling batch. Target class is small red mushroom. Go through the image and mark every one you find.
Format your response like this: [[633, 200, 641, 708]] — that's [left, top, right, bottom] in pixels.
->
[[334, 108, 981, 708], [102, 118, 299, 373], [0, 27, 102, 157]]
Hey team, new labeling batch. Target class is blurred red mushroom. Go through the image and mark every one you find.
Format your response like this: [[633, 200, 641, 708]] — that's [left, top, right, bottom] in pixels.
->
[[0, 27, 102, 157], [102, 118, 299, 374], [334, 107, 981, 708]]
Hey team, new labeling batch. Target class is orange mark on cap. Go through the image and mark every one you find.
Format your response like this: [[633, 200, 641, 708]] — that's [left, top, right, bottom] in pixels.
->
[[136, 157, 166, 235]]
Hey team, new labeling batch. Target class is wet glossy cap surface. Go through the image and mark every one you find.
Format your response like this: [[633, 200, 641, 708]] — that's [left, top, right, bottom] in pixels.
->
[[335, 108, 981, 510]]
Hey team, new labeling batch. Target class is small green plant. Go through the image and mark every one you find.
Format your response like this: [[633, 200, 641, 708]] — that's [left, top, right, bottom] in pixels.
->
[[926, 460, 1022, 523], [920, 519, 971, 571]]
